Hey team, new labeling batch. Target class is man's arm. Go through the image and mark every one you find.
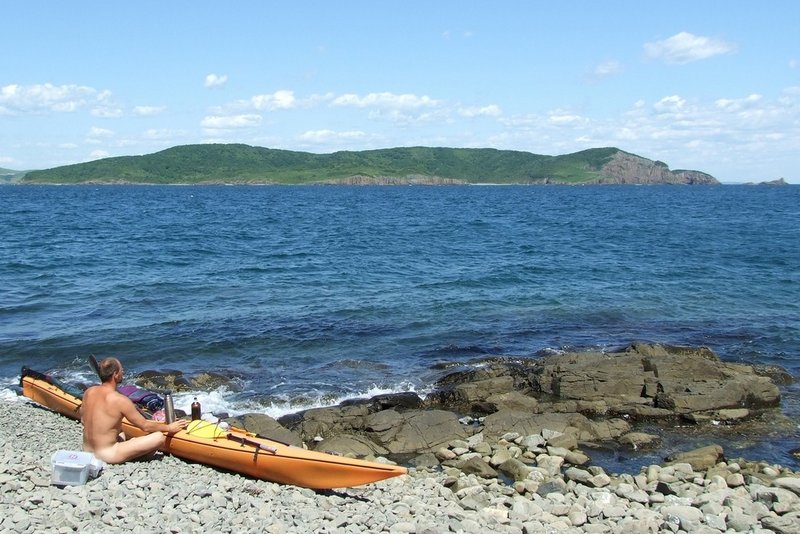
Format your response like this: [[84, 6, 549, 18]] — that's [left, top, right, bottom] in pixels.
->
[[115, 394, 187, 434]]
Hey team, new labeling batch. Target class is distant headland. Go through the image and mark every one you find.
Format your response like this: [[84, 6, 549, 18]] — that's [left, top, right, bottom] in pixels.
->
[[15, 144, 719, 185]]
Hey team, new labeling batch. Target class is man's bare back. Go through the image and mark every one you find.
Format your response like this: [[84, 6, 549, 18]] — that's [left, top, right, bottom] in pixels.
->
[[81, 358, 187, 464]]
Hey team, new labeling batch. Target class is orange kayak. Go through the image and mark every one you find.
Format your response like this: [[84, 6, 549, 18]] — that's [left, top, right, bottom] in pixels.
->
[[20, 368, 407, 489]]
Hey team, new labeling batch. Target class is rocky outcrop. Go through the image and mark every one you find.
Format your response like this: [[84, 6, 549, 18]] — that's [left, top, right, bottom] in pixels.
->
[[757, 178, 789, 186], [134, 369, 243, 392], [235, 343, 788, 462], [278, 405, 471, 456], [595, 151, 718, 185]]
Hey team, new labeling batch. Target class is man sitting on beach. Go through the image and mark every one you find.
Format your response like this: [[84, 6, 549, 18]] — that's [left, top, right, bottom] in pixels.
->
[[81, 357, 187, 464]]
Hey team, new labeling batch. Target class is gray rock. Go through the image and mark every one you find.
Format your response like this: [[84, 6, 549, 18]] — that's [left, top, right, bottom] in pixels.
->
[[661, 505, 703, 531], [587, 473, 611, 488], [774, 476, 800, 496], [498, 458, 532, 482], [564, 468, 593, 484], [458, 456, 498, 479], [665, 444, 724, 471], [563, 450, 590, 466], [761, 512, 800, 534], [408, 453, 440, 468], [536, 478, 568, 496], [313, 433, 389, 457], [371, 409, 472, 454], [725, 508, 758, 531]]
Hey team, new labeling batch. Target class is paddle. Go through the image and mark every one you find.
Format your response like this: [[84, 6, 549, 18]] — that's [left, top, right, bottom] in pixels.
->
[[88, 355, 101, 380]]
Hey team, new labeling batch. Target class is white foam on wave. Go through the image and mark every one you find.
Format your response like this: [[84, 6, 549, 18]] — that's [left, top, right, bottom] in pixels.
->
[[0, 386, 23, 402], [0, 375, 27, 402], [170, 388, 239, 418], [0, 371, 434, 422], [168, 381, 431, 420]]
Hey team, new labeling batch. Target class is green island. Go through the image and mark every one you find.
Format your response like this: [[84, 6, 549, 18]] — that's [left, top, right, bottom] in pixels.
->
[[17, 144, 718, 185]]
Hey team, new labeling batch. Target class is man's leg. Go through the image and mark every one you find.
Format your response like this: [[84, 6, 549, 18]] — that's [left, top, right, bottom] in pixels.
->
[[95, 432, 165, 464]]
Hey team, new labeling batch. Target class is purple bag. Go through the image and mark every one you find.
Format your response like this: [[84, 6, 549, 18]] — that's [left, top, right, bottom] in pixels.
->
[[118, 385, 164, 412]]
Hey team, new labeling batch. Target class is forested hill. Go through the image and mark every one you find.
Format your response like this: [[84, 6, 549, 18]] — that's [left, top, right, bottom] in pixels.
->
[[1, 168, 27, 184], [21, 144, 719, 185]]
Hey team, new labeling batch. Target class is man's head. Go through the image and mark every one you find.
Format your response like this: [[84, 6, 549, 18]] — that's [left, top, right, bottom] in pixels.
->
[[98, 357, 123, 383]]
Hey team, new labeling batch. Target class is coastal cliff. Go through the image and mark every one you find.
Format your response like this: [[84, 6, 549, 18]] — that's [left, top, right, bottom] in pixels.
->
[[593, 151, 718, 185]]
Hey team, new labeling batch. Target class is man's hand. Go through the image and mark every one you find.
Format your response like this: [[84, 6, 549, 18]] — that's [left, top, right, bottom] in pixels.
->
[[165, 419, 189, 434]]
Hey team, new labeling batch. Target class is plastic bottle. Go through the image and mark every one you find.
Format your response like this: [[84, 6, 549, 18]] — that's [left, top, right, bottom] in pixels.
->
[[191, 397, 201, 420], [164, 392, 175, 424]]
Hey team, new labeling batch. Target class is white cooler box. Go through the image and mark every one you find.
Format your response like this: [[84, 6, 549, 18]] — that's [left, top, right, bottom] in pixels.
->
[[51, 450, 105, 486]]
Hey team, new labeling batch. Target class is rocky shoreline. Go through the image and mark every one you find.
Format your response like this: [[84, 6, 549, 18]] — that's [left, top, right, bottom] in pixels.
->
[[3, 343, 800, 532], [134, 343, 797, 471], [2, 396, 799, 533]]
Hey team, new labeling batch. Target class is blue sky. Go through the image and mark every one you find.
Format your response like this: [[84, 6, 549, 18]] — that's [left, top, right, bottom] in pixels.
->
[[2, 1, 798, 182]]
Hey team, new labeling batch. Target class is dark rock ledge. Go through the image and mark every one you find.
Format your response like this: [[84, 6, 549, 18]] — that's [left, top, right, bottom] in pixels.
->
[[211, 343, 792, 467]]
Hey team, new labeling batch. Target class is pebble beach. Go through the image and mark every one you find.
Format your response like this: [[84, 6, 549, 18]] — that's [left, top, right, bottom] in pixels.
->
[[2, 399, 800, 533]]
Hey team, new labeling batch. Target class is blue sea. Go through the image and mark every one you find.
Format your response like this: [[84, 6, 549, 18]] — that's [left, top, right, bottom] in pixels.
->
[[1, 185, 798, 468]]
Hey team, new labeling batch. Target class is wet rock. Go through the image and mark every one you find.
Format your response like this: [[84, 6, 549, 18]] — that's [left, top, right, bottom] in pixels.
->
[[618, 432, 661, 450], [343, 392, 423, 411], [134, 369, 242, 392], [665, 444, 724, 471], [431, 343, 782, 420]]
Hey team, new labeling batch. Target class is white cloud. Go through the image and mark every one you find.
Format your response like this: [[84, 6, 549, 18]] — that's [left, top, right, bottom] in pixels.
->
[[86, 127, 114, 144], [88, 126, 114, 138], [250, 90, 296, 111], [91, 106, 123, 118], [209, 90, 297, 115], [133, 105, 166, 116], [329, 92, 445, 125], [644, 32, 736, 64], [306, 92, 336, 106], [299, 129, 366, 143], [458, 104, 502, 118], [143, 128, 190, 140], [593, 60, 623, 77], [654, 95, 687, 113], [367, 108, 443, 125], [332, 92, 439, 109], [714, 94, 762, 111], [89, 150, 110, 160], [548, 110, 588, 126], [490, 85, 800, 181], [0, 83, 98, 114], [201, 114, 262, 129], [205, 74, 228, 88]]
